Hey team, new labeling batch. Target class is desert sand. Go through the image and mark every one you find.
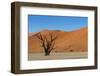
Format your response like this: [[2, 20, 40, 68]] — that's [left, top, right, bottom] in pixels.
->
[[28, 27, 88, 53], [28, 52, 87, 60]]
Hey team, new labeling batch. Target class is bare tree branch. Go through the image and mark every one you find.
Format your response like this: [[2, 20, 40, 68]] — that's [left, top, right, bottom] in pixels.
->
[[34, 32, 58, 56]]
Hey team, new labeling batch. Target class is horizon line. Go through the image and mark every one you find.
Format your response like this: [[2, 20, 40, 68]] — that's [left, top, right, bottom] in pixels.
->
[[29, 26, 87, 33]]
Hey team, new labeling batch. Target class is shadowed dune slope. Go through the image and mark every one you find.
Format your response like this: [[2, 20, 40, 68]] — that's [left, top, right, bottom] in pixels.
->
[[28, 27, 88, 53]]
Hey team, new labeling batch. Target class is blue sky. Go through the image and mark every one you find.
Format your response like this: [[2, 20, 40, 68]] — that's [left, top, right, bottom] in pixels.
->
[[28, 15, 88, 32]]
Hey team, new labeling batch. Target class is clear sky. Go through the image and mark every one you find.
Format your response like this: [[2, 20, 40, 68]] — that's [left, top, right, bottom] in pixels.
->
[[28, 15, 88, 32]]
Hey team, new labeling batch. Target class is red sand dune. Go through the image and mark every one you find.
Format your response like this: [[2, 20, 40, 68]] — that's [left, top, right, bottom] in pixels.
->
[[28, 27, 88, 53]]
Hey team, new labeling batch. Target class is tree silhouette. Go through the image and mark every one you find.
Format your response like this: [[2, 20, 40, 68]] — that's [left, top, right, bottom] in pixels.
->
[[34, 32, 57, 56]]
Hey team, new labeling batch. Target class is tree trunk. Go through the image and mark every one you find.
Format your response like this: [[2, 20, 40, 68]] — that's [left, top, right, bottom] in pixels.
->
[[45, 50, 50, 56]]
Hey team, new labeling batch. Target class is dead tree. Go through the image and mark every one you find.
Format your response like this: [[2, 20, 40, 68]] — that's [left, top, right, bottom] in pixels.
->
[[34, 32, 57, 56]]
